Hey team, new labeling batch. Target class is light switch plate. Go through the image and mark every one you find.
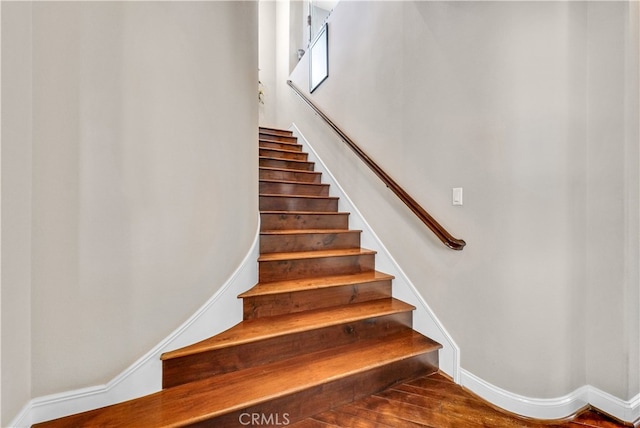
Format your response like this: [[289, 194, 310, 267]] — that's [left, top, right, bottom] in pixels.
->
[[452, 187, 463, 205]]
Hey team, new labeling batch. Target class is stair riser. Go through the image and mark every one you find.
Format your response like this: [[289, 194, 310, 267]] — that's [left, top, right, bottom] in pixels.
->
[[259, 168, 321, 183], [260, 212, 349, 231], [260, 231, 360, 253], [259, 140, 303, 152], [259, 128, 293, 137], [259, 148, 308, 161], [260, 181, 329, 197], [243, 280, 393, 319], [260, 196, 338, 212], [260, 158, 314, 171], [259, 253, 375, 282], [259, 132, 297, 143], [163, 313, 412, 389], [189, 353, 439, 428]]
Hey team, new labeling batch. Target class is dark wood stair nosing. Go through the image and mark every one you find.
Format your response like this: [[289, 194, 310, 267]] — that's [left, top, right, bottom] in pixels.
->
[[258, 247, 377, 262], [259, 193, 338, 201], [259, 228, 361, 236], [260, 210, 349, 215], [260, 179, 329, 187]]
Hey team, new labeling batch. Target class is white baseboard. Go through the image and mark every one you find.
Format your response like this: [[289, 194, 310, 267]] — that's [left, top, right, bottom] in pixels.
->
[[9, 222, 260, 428], [460, 368, 590, 420], [289, 123, 461, 382], [589, 385, 640, 425], [461, 368, 640, 424]]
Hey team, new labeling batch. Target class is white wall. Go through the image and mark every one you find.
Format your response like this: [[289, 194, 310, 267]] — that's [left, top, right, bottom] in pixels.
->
[[585, 2, 640, 400], [281, 0, 639, 404], [259, 0, 277, 126], [259, 0, 308, 129], [1, 1, 258, 425], [1, 2, 33, 423]]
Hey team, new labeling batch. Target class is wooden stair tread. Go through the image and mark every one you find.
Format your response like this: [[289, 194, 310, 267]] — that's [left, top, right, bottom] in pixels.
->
[[259, 126, 291, 131], [260, 147, 305, 156], [161, 298, 413, 360], [261, 229, 360, 236], [259, 156, 311, 164], [260, 211, 351, 231], [260, 179, 328, 187], [259, 137, 299, 145], [239, 271, 395, 298], [261, 210, 349, 215], [36, 331, 439, 428], [260, 193, 338, 200], [258, 247, 376, 262], [259, 127, 293, 136], [260, 166, 320, 174]]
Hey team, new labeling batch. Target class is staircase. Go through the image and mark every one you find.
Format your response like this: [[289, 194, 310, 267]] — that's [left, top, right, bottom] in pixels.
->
[[33, 127, 442, 428]]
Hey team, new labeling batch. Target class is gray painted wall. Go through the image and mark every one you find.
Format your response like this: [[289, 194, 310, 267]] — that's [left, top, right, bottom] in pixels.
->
[[1, 2, 258, 424], [273, 0, 639, 402]]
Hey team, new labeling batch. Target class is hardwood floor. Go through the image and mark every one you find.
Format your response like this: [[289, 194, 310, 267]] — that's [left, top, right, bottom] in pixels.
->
[[291, 372, 629, 428]]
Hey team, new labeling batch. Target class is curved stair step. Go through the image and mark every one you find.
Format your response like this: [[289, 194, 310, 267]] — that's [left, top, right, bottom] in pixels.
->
[[260, 211, 350, 231], [240, 271, 394, 298], [260, 147, 308, 161], [260, 229, 361, 253], [240, 271, 394, 319], [260, 180, 330, 197], [259, 131, 297, 143], [258, 248, 377, 282], [163, 298, 413, 360], [161, 298, 416, 388], [259, 126, 293, 137], [35, 331, 440, 428], [260, 156, 315, 171], [259, 194, 339, 212], [260, 166, 322, 183], [259, 139, 302, 152]]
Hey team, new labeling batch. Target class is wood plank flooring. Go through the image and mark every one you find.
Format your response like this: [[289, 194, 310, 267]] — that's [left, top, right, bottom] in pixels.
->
[[291, 372, 630, 428]]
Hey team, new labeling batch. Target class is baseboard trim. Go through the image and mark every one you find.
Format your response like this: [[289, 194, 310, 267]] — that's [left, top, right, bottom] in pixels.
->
[[460, 368, 589, 420], [9, 220, 260, 428], [460, 366, 640, 424]]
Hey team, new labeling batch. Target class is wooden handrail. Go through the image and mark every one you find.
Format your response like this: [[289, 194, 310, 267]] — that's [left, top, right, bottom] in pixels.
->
[[287, 80, 466, 251]]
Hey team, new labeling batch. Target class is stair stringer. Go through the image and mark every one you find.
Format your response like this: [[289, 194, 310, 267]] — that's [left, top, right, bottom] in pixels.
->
[[289, 123, 461, 382], [9, 219, 260, 428]]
